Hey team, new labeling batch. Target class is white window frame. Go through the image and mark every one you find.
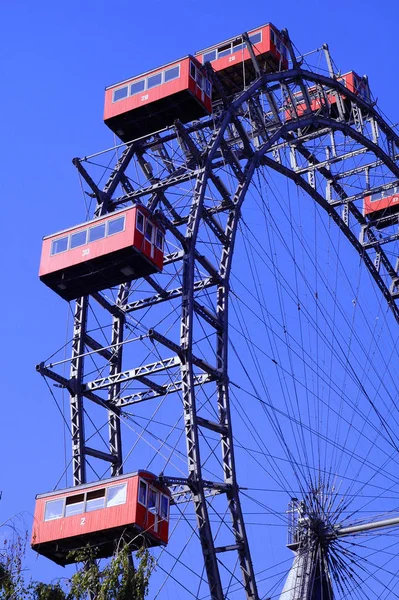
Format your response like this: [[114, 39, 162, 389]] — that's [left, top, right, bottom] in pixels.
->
[[44, 498, 65, 521], [51, 235, 69, 256], [107, 215, 126, 237], [85, 488, 106, 512], [217, 43, 233, 59], [130, 79, 146, 96], [164, 64, 180, 83], [88, 222, 106, 243], [70, 229, 88, 250], [106, 482, 127, 508], [112, 85, 129, 103], [136, 210, 145, 233], [248, 30, 262, 45], [147, 486, 158, 514], [145, 221, 154, 243], [202, 49, 217, 64], [147, 71, 163, 90], [155, 228, 164, 251], [64, 493, 86, 517], [138, 479, 148, 507], [160, 494, 170, 521]]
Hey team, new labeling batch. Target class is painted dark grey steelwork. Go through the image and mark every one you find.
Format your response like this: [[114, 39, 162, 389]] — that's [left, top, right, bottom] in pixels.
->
[[37, 32, 399, 600]]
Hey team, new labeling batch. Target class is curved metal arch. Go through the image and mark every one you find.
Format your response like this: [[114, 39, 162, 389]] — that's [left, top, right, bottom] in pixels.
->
[[229, 67, 399, 147], [217, 74, 399, 312], [177, 76, 399, 596]]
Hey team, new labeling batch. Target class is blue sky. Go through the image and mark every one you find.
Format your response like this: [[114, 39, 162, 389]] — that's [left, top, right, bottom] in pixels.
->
[[2, 0, 399, 593]]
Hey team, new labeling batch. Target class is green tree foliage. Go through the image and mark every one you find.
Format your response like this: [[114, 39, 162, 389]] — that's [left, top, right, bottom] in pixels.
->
[[69, 545, 155, 600], [0, 533, 155, 600], [32, 582, 68, 600], [0, 533, 31, 598]]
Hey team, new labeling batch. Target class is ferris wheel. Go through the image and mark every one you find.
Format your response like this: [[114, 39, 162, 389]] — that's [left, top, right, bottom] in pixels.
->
[[33, 21, 399, 599]]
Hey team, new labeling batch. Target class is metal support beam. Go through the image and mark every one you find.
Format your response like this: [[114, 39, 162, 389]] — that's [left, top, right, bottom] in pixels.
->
[[149, 328, 221, 379], [94, 144, 137, 216], [91, 292, 124, 317], [69, 296, 88, 485], [116, 373, 213, 407], [242, 32, 261, 79], [123, 277, 217, 313], [85, 356, 181, 392], [197, 416, 228, 435], [85, 335, 112, 362], [337, 515, 399, 537], [84, 446, 119, 463], [193, 301, 221, 330], [72, 158, 105, 205], [107, 284, 128, 476], [144, 275, 168, 297]]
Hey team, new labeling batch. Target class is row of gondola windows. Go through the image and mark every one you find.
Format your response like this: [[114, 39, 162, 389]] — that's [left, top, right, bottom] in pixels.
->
[[370, 187, 399, 202], [44, 483, 127, 521], [113, 64, 181, 102], [50, 212, 163, 256], [137, 479, 169, 520], [51, 215, 126, 256], [201, 31, 262, 64]]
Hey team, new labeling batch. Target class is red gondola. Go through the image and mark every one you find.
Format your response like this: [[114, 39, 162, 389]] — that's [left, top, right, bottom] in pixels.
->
[[285, 71, 370, 120], [195, 23, 289, 95], [363, 185, 399, 222], [104, 56, 212, 142], [39, 204, 164, 301], [31, 471, 171, 565]]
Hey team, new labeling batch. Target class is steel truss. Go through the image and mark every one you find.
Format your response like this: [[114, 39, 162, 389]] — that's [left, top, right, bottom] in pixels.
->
[[38, 40, 399, 599]]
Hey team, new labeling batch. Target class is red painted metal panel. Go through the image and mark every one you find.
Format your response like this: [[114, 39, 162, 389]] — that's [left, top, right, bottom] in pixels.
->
[[195, 24, 288, 74], [284, 71, 370, 121], [132, 209, 165, 272], [364, 192, 399, 217], [199, 27, 269, 73], [32, 477, 136, 545], [40, 207, 133, 277], [39, 205, 163, 278], [31, 471, 171, 558], [104, 59, 190, 121], [103, 56, 212, 141], [342, 72, 370, 102], [103, 57, 212, 121]]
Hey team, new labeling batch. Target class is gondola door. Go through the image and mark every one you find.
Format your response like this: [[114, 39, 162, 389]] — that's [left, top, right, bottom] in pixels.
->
[[144, 220, 155, 261], [147, 486, 159, 534]]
